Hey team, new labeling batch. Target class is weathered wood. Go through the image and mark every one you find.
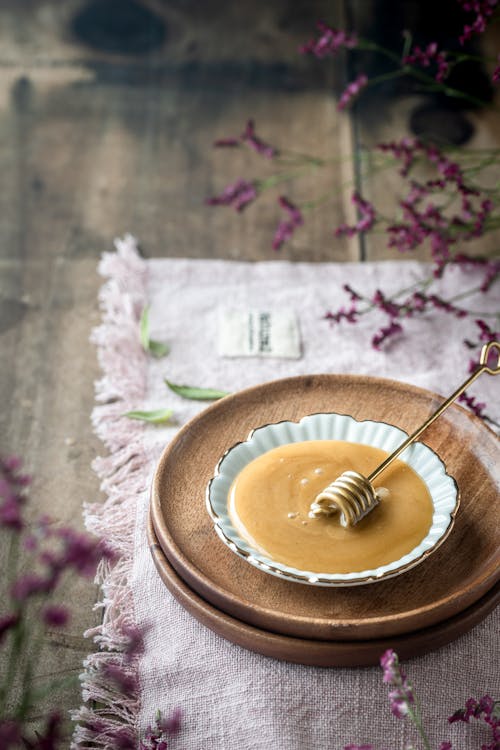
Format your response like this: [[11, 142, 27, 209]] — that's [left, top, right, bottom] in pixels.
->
[[0, 0, 354, 736]]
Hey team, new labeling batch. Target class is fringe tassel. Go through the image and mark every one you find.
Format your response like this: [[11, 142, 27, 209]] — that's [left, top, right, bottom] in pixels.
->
[[72, 235, 148, 749]]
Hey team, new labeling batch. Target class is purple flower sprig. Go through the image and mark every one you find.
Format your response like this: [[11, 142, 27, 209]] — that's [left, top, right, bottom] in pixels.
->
[[380, 649, 430, 749], [299, 21, 358, 58], [403, 42, 450, 83], [272, 196, 304, 250], [347, 649, 499, 750], [213, 119, 277, 159], [457, 0, 499, 45], [140, 708, 182, 750], [0, 454, 116, 747]]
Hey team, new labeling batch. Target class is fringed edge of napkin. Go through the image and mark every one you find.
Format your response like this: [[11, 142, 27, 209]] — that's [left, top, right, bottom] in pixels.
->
[[72, 235, 148, 748]]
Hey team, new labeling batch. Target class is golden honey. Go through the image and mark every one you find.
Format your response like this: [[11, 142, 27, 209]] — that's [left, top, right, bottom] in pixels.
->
[[228, 440, 434, 573]]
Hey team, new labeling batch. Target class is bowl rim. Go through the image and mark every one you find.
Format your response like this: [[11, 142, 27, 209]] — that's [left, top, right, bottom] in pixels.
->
[[206, 411, 460, 586]]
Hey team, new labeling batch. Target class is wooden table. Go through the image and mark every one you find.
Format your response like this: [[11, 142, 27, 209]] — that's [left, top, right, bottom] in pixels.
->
[[0, 0, 498, 737]]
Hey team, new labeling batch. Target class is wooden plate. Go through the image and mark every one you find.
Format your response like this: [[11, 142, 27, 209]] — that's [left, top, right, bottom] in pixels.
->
[[148, 515, 500, 667], [150, 374, 499, 641]]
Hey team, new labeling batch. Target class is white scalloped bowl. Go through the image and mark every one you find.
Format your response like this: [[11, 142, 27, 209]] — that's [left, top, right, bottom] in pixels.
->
[[206, 413, 459, 586]]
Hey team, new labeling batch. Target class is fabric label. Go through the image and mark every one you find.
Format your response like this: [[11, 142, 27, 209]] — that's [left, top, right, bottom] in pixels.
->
[[218, 309, 301, 359]]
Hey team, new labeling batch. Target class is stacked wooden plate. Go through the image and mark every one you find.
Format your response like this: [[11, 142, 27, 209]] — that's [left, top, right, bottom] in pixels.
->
[[149, 375, 500, 666]]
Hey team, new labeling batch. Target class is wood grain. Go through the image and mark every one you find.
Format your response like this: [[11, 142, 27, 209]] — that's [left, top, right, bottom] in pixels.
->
[[147, 516, 500, 667], [151, 375, 499, 642]]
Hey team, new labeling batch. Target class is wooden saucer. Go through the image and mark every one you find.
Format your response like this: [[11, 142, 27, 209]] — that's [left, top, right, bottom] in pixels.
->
[[150, 374, 499, 642], [147, 515, 500, 667]]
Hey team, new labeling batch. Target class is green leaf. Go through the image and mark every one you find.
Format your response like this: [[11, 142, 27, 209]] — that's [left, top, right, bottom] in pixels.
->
[[140, 306, 169, 358], [165, 380, 229, 401], [123, 408, 174, 424], [147, 339, 170, 357]]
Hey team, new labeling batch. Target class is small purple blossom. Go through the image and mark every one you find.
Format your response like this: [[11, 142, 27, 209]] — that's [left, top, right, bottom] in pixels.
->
[[272, 196, 303, 250], [336, 192, 376, 236], [42, 605, 69, 627], [0, 613, 19, 644], [458, 391, 487, 418], [241, 120, 277, 159], [493, 54, 500, 83], [379, 649, 416, 718], [0, 455, 30, 531], [403, 42, 450, 82], [372, 321, 404, 350], [213, 137, 240, 148], [439, 742, 453, 750], [102, 661, 138, 696], [213, 120, 277, 158], [158, 707, 182, 736], [300, 22, 357, 58], [0, 720, 21, 747], [11, 573, 54, 601], [141, 709, 182, 750], [475, 318, 499, 343], [377, 137, 422, 177], [457, 0, 498, 44], [324, 306, 359, 324], [122, 623, 147, 662], [343, 283, 363, 301], [338, 73, 368, 110], [206, 179, 258, 212]]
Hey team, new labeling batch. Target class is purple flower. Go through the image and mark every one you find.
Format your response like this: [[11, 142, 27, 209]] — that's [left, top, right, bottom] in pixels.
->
[[372, 321, 403, 350], [213, 137, 240, 148], [439, 742, 453, 749], [388, 690, 410, 718], [0, 719, 21, 747], [338, 73, 368, 110], [457, 0, 498, 44], [213, 120, 277, 158], [11, 573, 54, 601], [0, 455, 30, 531], [377, 137, 421, 177], [380, 649, 400, 683], [343, 284, 363, 301], [300, 21, 357, 57], [324, 306, 359, 324], [272, 196, 303, 250], [493, 54, 500, 83], [0, 614, 19, 644], [458, 392, 487, 418], [43, 605, 69, 627], [206, 179, 258, 212], [241, 120, 277, 159], [336, 192, 376, 236], [372, 289, 401, 318], [344, 746, 374, 750], [141, 708, 182, 749], [475, 319, 500, 343], [109, 727, 137, 749], [403, 42, 450, 82], [158, 708, 182, 736], [102, 661, 138, 696], [33, 711, 63, 749], [54, 526, 116, 577], [122, 623, 147, 662]]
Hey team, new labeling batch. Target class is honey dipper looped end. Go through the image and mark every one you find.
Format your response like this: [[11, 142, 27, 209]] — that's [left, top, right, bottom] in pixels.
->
[[310, 340, 500, 528]]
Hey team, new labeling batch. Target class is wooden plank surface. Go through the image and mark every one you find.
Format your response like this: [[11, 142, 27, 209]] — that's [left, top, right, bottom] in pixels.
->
[[0, 0, 498, 739]]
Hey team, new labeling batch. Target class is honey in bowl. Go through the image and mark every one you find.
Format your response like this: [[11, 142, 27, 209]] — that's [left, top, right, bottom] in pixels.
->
[[228, 440, 434, 574]]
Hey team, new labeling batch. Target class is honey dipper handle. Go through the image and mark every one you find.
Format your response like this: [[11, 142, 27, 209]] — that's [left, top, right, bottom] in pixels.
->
[[367, 341, 500, 483]]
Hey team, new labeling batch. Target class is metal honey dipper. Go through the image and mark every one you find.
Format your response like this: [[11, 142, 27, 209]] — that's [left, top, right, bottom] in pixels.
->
[[309, 341, 500, 528]]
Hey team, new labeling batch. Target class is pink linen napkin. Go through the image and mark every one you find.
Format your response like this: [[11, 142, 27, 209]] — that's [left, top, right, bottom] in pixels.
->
[[75, 235, 499, 750]]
